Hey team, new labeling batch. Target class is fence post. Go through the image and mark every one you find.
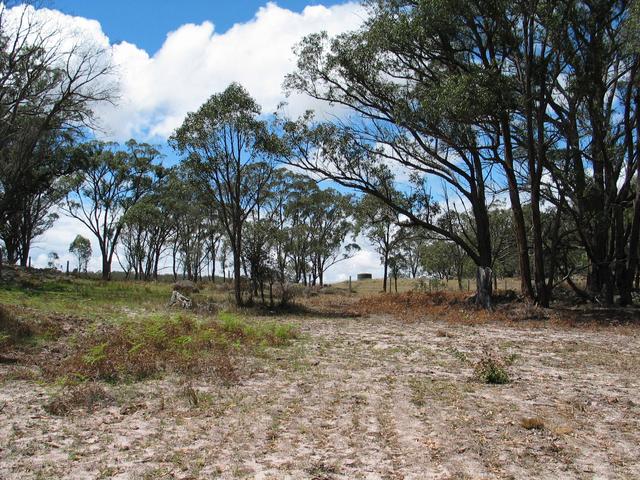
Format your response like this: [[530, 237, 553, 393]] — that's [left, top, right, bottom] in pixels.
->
[[66, 260, 69, 274]]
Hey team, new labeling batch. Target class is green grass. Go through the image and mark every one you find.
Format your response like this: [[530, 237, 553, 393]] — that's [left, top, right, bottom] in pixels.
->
[[1, 276, 299, 384], [218, 311, 299, 347], [0, 278, 172, 319], [57, 312, 298, 383]]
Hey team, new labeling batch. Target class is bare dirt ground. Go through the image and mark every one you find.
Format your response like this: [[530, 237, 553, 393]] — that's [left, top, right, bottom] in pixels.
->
[[1, 308, 639, 479]]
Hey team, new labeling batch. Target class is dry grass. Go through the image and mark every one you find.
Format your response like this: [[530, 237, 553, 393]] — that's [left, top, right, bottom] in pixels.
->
[[521, 417, 546, 430], [43, 383, 114, 416], [349, 291, 516, 324], [332, 276, 526, 296], [1, 273, 639, 478], [0, 305, 34, 349]]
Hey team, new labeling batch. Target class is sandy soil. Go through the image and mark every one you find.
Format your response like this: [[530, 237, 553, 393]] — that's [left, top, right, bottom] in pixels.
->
[[1, 312, 639, 479]]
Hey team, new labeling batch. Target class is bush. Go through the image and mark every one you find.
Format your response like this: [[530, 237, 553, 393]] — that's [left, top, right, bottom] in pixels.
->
[[474, 349, 510, 384], [61, 315, 236, 382], [218, 312, 299, 347], [44, 382, 114, 416], [521, 417, 545, 430], [0, 305, 33, 350]]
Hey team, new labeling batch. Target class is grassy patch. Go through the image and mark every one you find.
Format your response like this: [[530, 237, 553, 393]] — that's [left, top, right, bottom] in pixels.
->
[[55, 312, 297, 384], [0, 305, 34, 349], [218, 311, 299, 347], [0, 278, 172, 319]]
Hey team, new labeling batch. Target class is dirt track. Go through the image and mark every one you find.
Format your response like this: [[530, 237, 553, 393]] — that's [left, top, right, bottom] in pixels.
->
[[1, 313, 639, 479]]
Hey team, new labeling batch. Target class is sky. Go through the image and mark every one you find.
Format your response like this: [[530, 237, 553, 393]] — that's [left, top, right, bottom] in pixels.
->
[[13, 1, 387, 282]]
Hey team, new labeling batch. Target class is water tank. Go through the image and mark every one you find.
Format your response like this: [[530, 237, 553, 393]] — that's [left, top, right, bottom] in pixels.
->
[[357, 273, 373, 280]]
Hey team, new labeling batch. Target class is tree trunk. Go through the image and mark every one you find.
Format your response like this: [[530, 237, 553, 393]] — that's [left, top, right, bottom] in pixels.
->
[[500, 113, 535, 302], [102, 256, 111, 280], [382, 251, 389, 293], [620, 92, 640, 305], [233, 233, 243, 306], [476, 266, 493, 309]]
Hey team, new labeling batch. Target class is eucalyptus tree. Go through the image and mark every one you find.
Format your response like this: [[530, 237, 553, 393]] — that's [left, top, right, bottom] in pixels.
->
[[69, 234, 92, 273], [0, 183, 63, 266], [0, 4, 114, 232], [537, 0, 640, 304], [63, 140, 163, 280], [283, 7, 499, 306], [355, 193, 407, 292], [396, 234, 426, 279], [304, 186, 359, 287], [242, 168, 298, 301], [118, 174, 177, 281], [171, 83, 279, 305]]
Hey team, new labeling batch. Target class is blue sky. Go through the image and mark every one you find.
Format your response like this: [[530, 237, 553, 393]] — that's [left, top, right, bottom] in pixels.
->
[[52, 1, 347, 54]]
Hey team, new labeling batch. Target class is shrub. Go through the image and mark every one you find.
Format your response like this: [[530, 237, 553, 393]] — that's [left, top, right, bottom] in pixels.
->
[[44, 382, 114, 416], [521, 417, 545, 430], [218, 312, 298, 347], [60, 315, 236, 383], [474, 349, 510, 384], [0, 305, 33, 350]]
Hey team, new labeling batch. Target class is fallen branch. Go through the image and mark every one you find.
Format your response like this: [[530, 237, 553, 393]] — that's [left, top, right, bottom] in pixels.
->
[[167, 290, 192, 309]]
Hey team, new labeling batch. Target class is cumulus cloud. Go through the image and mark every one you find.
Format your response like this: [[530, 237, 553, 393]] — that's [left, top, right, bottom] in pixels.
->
[[98, 2, 364, 140], [29, 211, 101, 273], [4, 2, 364, 140], [326, 237, 383, 283]]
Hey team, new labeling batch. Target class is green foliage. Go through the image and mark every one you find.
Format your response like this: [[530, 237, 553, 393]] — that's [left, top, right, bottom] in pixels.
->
[[63, 140, 163, 279], [69, 235, 92, 272], [218, 312, 299, 347]]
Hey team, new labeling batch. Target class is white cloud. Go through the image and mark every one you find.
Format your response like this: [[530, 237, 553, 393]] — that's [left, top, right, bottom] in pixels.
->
[[88, 2, 364, 140], [325, 242, 383, 283], [4, 2, 365, 140]]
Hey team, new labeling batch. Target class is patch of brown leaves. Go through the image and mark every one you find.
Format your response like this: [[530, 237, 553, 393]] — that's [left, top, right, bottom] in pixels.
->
[[350, 291, 514, 324]]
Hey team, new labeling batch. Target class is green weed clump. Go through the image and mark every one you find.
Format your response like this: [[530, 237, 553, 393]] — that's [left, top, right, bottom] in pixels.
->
[[218, 312, 299, 347], [62, 314, 234, 382], [474, 349, 510, 384]]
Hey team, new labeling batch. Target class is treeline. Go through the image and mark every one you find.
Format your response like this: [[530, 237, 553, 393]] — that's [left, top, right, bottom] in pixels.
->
[[2, 1, 640, 309]]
